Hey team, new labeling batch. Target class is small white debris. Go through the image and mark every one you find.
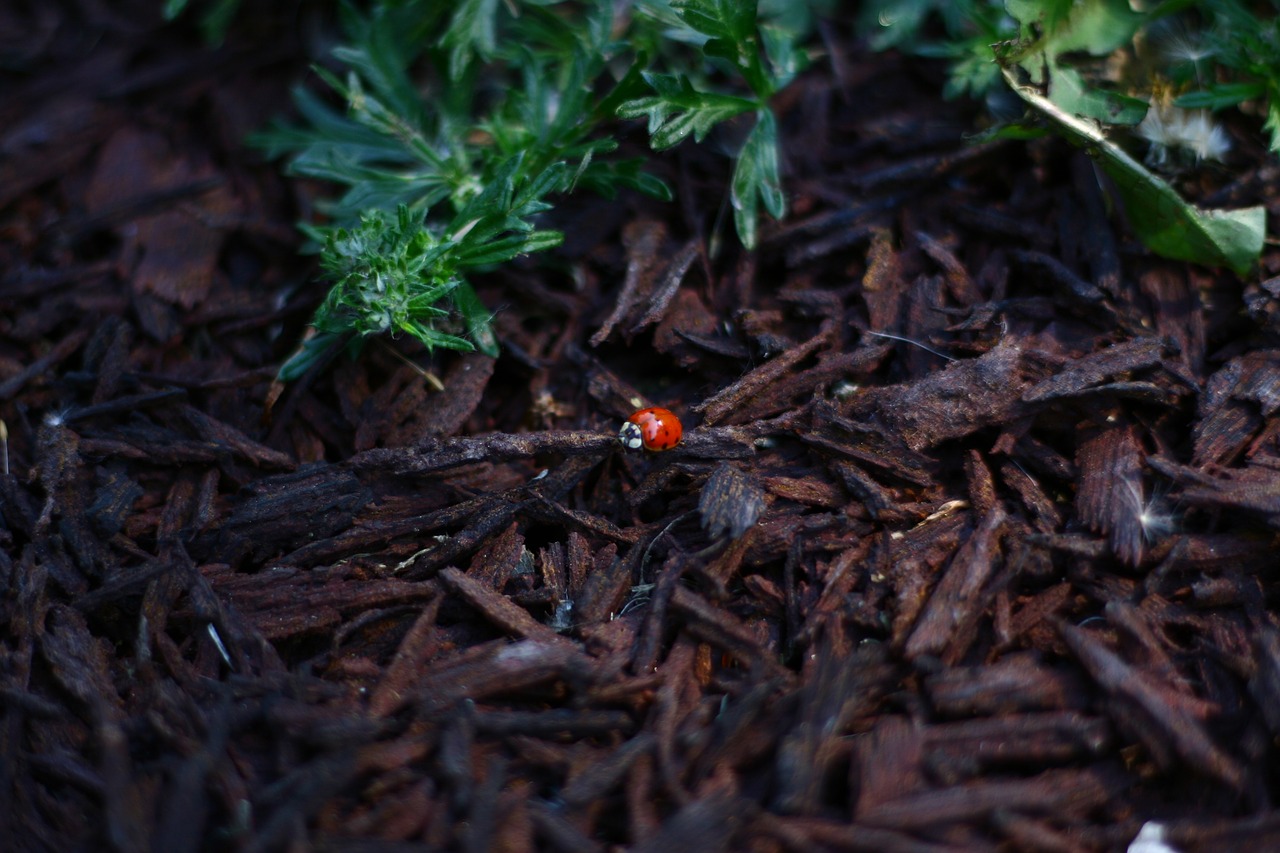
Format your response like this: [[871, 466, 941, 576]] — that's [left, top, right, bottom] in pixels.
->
[[206, 623, 233, 669], [1128, 822, 1181, 853], [1138, 102, 1230, 168]]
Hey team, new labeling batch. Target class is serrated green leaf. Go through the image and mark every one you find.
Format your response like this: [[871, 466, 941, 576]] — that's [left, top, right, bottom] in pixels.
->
[[575, 158, 672, 201], [671, 0, 756, 43], [441, 0, 501, 81], [452, 281, 500, 357], [1003, 68, 1264, 276], [457, 230, 564, 267], [730, 110, 784, 249], [277, 330, 348, 382], [760, 22, 807, 89], [402, 323, 476, 353], [617, 73, 757, 149], [1265, 98, 1280, 154]]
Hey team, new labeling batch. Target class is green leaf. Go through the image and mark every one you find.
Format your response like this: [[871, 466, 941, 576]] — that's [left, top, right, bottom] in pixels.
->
[[730, 110, 784, 249], [574, 157, 673, 201], [456, 229, 565, 267], [1002, 68, 1265, 276], [402, 324, 476, 353], [617, 72, 757, 149], [452, 281, 499, 357], [759, 22, 808, 90], [671, 0, 757, 44], [594, 52, 656, 121], [857, 0, 944, 51], [441, 0, 501, 81], [1266, 98, 1280, 155], [1013, 0, 1142, 57], [1002, 0, 1146, 120], [1175, 83, 1266, 113], [671, 0, 771, 96], [1004, 0, 1073, 35], [1048, 65, 1148, 125], [277, 330, 348, 382]]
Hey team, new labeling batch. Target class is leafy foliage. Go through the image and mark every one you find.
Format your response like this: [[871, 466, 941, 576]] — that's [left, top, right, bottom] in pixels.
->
[[1002, 69, 1264, 278], [1170, 2, 1280, 153], [857, 0, 1272, 274], [162, 0, 243, 44], [258, 0, 824, 379]]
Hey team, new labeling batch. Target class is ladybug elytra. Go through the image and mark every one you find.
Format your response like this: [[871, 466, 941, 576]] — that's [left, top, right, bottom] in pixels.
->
[[618, 406, 682, 452]]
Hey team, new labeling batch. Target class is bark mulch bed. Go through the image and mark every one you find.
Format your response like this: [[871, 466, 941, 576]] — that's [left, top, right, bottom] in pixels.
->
[[4, 4, 1280, 852]]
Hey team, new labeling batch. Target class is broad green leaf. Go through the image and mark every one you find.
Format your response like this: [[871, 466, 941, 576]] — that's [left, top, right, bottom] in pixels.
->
[[1004, 0, 1072, 35], [1048, 65, 1147, 125], [1003, 68, 1264, 277], [1004, 0, 1145, 118], [1040, 0, 1141, 56], [441, 0, 501, 81]]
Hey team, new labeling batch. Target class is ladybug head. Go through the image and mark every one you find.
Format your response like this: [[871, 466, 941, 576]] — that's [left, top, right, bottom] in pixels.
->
[[618, 420, 644, 450]]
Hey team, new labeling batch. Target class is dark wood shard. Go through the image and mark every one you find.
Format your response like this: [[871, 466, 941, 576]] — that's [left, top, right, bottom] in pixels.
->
[[1074, 422, 1148, 565], [590, 218, 669, 347], [903, 505, 1006, 664], [777, 640, 893, 815], [439, 566, 568, 644], [926, 655, 1091, 716], [208, 465, 372, 565], [857, 765, 1126, 830], [698, 462, 767, 541], [848, 341, 1033, 451], [1056, 619, 1244, 790], [1154, 457, 1280, 528], [1008, 248, 1106, 302], [1022, 337, 1170, 403], [923, 711, 1111, 772], [695, 327, 834, 426]]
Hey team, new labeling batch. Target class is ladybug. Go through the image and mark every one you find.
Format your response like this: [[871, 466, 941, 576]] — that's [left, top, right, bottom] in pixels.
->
[[618, 406, 682, 452]]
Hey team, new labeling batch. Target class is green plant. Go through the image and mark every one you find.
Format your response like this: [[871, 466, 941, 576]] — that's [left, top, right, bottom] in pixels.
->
[[256, 0, 822, 380], [162, 0, 243, 44], [1171, 1, 1280, 153], [858, 0, 1272, 275]]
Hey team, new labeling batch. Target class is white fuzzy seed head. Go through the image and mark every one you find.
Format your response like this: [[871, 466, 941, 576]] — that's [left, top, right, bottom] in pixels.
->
[[618, 421, 644, 450], [1138, 101, 1230, 168]]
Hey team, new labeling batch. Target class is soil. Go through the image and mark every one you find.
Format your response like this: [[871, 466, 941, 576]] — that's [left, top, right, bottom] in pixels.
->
[[4, 4, 1280, 852]]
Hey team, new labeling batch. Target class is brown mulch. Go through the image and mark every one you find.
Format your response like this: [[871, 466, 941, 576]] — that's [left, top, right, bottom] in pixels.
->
[[4, 3, 1280, 852]]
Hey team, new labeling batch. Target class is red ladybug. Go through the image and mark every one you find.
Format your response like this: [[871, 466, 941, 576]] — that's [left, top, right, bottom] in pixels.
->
[[618, 406, 682, 452]]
